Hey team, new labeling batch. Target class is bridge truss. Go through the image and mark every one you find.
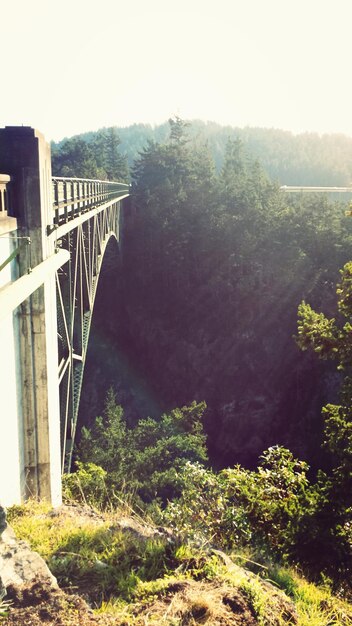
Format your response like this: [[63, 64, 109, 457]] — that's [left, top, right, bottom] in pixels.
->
[[51, 178, 130, 472]]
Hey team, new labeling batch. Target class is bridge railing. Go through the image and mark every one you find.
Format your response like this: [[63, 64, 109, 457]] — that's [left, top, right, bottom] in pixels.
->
[[52, 177, 130, 227]]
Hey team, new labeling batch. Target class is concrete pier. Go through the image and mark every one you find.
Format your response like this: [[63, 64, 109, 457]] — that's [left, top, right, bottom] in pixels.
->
[[0, 127, 129, 506], [0, 128, 62, 505]]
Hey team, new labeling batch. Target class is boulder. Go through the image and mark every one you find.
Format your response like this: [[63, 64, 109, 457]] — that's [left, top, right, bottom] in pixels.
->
[[0, 504, 6, 599], [0, 575, 5, 601], [0, 505, 6, 536], [0, 524, 57, 592]]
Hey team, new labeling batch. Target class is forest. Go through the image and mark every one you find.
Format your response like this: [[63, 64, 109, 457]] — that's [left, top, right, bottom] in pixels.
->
[[52, 119, 352, 186], [50, 118, 352, 593]]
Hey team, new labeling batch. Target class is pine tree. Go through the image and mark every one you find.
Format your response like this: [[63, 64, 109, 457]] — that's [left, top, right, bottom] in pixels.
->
[[296, 264, 352, 578]]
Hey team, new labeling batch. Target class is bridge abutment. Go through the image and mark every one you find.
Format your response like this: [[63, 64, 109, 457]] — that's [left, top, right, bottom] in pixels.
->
[[0, 128, 62, 505], [0, 126, 130, 506]]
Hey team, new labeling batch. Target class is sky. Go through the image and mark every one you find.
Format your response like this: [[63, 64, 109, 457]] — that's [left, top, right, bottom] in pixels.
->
[[1, 0, 352, 141]]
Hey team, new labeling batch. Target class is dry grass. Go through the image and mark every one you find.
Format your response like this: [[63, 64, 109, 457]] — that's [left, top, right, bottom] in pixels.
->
[[100, 577, 296, 626]]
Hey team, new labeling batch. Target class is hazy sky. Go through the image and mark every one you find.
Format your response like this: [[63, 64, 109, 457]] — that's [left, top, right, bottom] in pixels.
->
[[2, 0, 352, 141]]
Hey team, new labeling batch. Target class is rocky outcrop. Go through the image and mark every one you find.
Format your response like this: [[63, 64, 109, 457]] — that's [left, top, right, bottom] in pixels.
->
[[0, 504, 57, 600], [0, 505, 7, 600], [0, 505, 6, 536], [0, 572, 5, 600]]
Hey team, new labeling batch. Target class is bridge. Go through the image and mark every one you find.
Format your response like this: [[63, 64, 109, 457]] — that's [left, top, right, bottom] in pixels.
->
[[280, 185, 352, 193], [0, 127, 130, 507]]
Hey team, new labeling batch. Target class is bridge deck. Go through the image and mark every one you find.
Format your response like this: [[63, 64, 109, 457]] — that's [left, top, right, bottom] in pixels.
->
[[280, 185, 352, 193], [52, 177, 130, 229]]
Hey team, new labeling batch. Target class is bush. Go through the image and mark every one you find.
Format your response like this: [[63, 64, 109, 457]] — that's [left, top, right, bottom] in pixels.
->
[[62, 462, 110, 509], [164, 447, 315, 559], [77, 391, 208, 505], [222, 446, 317, 556], [163, 461, 248, 547]]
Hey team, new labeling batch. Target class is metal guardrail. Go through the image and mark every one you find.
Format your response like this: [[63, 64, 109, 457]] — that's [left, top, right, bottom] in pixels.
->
[[52, 177, 130, 227], [0, 244, 21, 274]]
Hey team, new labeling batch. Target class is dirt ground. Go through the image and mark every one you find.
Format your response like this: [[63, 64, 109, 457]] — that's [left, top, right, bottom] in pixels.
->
[[3, 579, 116, 626], [2, 576, 297, 626]]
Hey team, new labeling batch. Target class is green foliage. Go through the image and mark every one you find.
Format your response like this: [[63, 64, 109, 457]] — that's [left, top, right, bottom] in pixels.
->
[[164, 446, 314, 560], [50, 528, 175, 601], [91, 127, 129, 181], [76, 390, 208, 504], [297, 302, 340, 359], [163, 441, 350, 588], [296, 265, 352, 582], [168, 116, 190, 144], [266, 566, 351, 626], [50, 117, 352, 592], [223, 447, 315, 556], [51, 137, 101, 178], [163, 462, 242, 546], [51, 127, 129, 180], [297, 262, 352, 370], [62, 462, 109, 510], [78, 120, 352, 185], [0, 599, 11, 621], [117, 115, 352, 470]]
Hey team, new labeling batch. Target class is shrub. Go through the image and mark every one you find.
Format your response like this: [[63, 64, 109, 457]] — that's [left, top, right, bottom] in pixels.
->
[[164, 447, 315, 560], [222, 446, 317, 556], [62, 462, 110, 509], [77, 391, 208, 505]]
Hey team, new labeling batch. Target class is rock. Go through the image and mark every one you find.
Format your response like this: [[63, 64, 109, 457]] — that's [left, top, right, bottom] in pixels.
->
[[0, 504, 7, 599], [0, 575, 5, 601], [0, 504, 6, 536], [0, 525, 57, 591], [111, 516, 177, 544]]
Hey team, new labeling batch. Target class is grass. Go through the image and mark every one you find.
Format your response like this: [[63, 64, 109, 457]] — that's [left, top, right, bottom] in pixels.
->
[[7, 500, 176, 603], [0, 599, 12, 621], [6, 501, 352, 625], [267, 565, 352, 626]]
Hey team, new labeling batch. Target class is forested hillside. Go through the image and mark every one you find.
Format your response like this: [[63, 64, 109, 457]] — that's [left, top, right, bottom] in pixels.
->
[[6, 118, 350, 617], [53, 117, 352, 469], [90, 119, 352, 471], [52, 127, 129, 180], [53, 119, 352, 185]]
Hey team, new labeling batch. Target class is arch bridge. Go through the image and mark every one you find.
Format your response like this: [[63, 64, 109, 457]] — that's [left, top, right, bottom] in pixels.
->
[[0, 127, 130, 506]]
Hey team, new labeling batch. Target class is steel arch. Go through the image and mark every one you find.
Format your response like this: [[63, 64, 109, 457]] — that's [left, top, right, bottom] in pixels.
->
[[52, 177, 129, 472]]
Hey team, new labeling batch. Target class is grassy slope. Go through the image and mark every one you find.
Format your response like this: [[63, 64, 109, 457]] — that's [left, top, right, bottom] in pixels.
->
[[3, 501, 352, 626]]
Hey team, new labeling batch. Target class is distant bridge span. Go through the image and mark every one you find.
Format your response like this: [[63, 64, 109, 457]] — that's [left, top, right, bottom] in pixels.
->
[[280, 185, 352, 194], [0, 127, 130, 505]]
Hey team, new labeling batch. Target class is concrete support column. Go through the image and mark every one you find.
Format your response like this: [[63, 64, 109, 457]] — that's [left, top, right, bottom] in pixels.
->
[[0, 127, 62, 505]]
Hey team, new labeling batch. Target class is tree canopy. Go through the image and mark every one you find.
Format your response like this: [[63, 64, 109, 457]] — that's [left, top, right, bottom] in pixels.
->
[[52, 128, 129, 181]]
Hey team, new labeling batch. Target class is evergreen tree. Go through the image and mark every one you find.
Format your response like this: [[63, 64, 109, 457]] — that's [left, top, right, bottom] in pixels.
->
[[296, 265, 352, 578], [92, 128, 129, 181], [52, 137, 99, 178], [78, 391, 207, 502], [52, 130, 128, 180]]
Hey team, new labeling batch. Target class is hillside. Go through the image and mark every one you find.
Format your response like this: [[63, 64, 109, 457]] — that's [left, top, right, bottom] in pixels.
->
[[74, 118, 352, 472], [2, 501, 351, 626], [46, 119, 352, 609], [53, 120, 352, 186]]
